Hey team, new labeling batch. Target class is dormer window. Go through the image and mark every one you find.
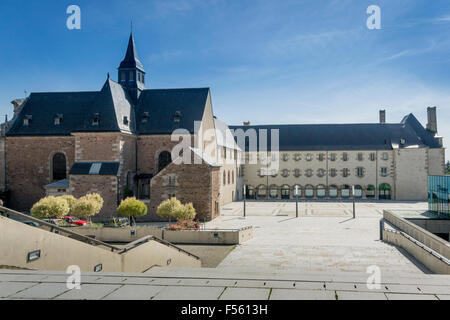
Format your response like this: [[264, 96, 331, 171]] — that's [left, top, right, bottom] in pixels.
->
[[400, 138, 406, 145], [54, 114, 63, 125], [174, 111, 181, 123], [23, 115, 32, 126], [142, 112, 149, 123], [92, 113, 100, 126], [123, 116, 129, 126]]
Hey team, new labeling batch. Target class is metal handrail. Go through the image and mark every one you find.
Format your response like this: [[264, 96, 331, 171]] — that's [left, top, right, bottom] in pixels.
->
[[0, 206, 121, 252]]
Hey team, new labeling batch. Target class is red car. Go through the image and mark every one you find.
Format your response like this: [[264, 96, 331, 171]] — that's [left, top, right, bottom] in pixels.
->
[[63, 216, 89, 226]]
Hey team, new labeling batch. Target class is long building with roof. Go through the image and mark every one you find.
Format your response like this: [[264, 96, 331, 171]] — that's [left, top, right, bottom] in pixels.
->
[[231, 109, 445, 201], [0, 34, 445, 222]]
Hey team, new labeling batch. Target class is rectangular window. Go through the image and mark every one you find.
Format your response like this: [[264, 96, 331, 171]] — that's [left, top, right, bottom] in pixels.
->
[[358, 153, 363, 161], [382, 153, 389, 160], [381, 167, 388, 177], [370, 153, 376, 161], [343, 153, 348, 161], [357, 167, 364, 177], [343, 168, 349, 177], [318, 154, 324, 161], [330, 154, 336, 161]]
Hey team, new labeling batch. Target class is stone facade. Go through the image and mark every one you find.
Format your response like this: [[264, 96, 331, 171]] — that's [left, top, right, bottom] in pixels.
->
[[242, 148, 445, 201]]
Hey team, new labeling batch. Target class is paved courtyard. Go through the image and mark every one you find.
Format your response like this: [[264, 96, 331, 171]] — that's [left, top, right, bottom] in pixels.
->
[[205, 201, 430, 275]]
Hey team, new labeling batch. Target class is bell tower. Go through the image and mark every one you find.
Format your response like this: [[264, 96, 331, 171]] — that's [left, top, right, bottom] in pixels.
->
[[118, 33, 146, 104]]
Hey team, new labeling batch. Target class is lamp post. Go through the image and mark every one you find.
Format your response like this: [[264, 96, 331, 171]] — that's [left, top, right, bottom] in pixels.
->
[[243, 184, 246, 218], [352, 185, 356, 219], [295, 185, 299, 218]]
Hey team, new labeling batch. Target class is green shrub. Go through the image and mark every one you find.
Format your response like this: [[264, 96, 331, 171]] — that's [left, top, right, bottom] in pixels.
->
[[117, 197, 147, 224], [72, 193, 104, 219], [58, 195, 77, 211], [157, 197, 182, 222], [174, 203, 196, 221], [31, 196, 70, 219]]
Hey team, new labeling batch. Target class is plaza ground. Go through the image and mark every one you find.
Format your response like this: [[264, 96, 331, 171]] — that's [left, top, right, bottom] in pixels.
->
[[205, 200, 430, 274]]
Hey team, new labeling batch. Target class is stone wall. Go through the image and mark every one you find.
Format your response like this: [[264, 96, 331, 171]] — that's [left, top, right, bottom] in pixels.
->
[[74, 132, 121, 162], [148, 160, 219, 222], [6, 136, 75, 211], [70, 175, 118, 219]]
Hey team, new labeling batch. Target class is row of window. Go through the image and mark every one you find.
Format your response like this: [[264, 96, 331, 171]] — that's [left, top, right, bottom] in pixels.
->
[[246, 184, 392, 199], [119, 71, 145, 84], [247, 152, 390, 163], [23, 110, 183, 127], [259, 167, 390, 178]]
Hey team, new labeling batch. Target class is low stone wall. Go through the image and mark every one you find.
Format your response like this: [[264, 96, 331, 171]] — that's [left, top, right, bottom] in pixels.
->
[[65, 226, 163, 243], [383, 229, 450, 274], [63, 226, 253, 245], [383, 210, 450, 259], [382, 210, 450, 274], [163, 227, 253, 245]]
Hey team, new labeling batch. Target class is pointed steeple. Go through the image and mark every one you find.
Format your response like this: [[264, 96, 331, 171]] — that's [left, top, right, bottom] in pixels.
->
[[118, 32, 146, 104], [119, 33, 145, 71]]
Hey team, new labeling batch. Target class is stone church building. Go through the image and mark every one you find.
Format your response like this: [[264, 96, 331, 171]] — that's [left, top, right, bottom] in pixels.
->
[[0, 34, 446, 221], [1, 34, 243, 221]]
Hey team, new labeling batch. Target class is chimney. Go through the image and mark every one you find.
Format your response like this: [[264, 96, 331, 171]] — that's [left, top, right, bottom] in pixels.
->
[[379, 110, 386, 124], [243, 121, 251, 126], [11, 99, 26, 117], [426, 106, 437, 133]]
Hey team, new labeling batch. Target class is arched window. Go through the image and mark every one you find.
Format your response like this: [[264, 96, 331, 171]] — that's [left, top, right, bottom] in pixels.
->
[[281, 185, 290, 199], [257, 185, 267, 198], [317, 185, 326, 198], [354, 185, 363, 198], [329, 185, 338, 198], [232, 171, 235, 184], [228, 171, 231, 185], [366, 185, 375, 198], [305, 185, 314, 198], [341, 185, 351, 198], [379, 184, 392, 200], [269, 185, 278, 199], [52, 153, 67, 181], [223, 171, 226, 186], [158, 151, 172, 172], [246, 186, 255, 199]]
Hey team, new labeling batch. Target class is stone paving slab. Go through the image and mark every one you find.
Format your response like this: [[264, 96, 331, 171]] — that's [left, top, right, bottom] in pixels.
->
[[103, 285, 164, 300], [270, 289, 335, 300], [336, 291, 387, 300], [220, 287, 270, 300], [0, 282, 37, 298], [385, 293, 438, 300], [55, 284, 122, 300], [11, 283, 70, 299], [153, 286, 224, 300]]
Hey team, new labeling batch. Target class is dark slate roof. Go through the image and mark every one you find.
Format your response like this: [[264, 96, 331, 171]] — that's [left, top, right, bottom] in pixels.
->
[[6, 79, 134, 136], [44, 179, 69, 189], [119, 33, 144, 71], [69, 162, 120, 176], [135, 88, 210, 135], [230, 115, 441, 151]]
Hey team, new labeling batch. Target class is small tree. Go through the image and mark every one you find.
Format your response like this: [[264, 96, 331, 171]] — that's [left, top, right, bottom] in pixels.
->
[[117, 197, 147, 226], [157, 197, 182, 222], [174, 203, 196, 221], [72, 193, 104, 221], [58, 195, 77, 212], [31, 196, 70, 219]]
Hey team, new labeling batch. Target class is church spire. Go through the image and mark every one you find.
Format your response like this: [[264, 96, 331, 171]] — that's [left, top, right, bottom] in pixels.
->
[[118, 32, 146, 104]]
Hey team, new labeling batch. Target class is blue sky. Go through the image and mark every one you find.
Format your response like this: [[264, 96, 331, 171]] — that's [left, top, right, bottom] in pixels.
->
[[0, 0, 449, 159]]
